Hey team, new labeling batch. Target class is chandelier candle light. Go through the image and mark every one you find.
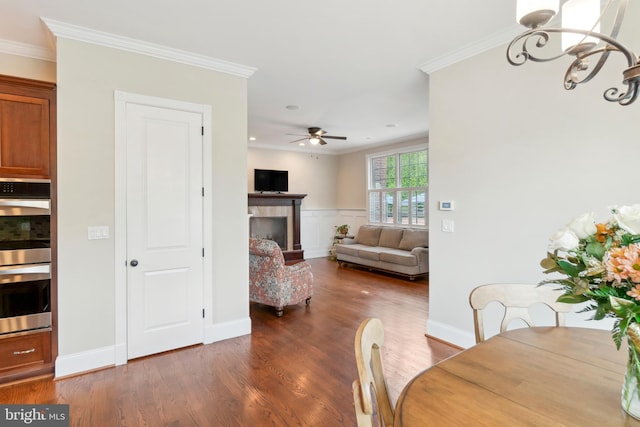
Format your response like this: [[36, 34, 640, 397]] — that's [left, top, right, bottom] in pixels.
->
[[508, 0, 640, 105]]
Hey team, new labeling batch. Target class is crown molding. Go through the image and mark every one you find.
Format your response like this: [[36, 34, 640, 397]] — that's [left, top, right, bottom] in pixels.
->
[[0, 38, 55, 62], [41, 18, 257, 78], [418, 24, 522, 75]]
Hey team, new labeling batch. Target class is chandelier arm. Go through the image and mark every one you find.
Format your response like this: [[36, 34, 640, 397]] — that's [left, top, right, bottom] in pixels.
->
[[609, 0, 628, 41], [577, 0, 624, 84], [506, 29, 566, 66], [507, 0, 639, 105], [539, 28, 635, 66], [603, 77, 639, 105], [564, 45, 640, 105], [564, 46, 616, 88]]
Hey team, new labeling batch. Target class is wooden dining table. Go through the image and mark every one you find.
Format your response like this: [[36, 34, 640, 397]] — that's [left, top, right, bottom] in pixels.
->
[[394, 327, 640, 426]]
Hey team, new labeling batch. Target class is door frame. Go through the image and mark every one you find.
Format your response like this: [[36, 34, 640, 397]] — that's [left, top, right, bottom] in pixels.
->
[[114, 91, 213, 365]]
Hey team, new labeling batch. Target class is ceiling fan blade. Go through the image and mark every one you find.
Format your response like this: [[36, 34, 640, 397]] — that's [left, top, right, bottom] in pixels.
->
[[286, 133, 309, 137], [319, 138, 327, 145], [289, 138, 307, 143], [323, 135, 347, 140]]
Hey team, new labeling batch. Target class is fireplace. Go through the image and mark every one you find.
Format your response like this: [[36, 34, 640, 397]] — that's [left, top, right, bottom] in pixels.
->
[[250, 216, 287, 249], [248, 193, 306, 262]]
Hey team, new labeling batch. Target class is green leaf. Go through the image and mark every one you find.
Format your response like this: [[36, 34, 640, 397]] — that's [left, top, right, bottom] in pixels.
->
[[620, 316, 631, 338], [593, 304, 609, 320], [609, 296, 638, 320], [622, 234, 640, 246], [557, 260, 582, 277], [613, 321, 623, 350], [585, 241, 605, 260], [557, 294, 589, 304], [610, 295, 635, 310]]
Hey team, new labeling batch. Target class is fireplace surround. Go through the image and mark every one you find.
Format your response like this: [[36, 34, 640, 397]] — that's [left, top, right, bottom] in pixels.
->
[[250, 216, 287, 249], [248, 193, 306, 262]]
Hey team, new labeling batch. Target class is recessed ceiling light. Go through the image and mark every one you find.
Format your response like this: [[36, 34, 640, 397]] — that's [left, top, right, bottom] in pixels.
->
[[285, 105, 300, 110], [248, 137, 256, 141]]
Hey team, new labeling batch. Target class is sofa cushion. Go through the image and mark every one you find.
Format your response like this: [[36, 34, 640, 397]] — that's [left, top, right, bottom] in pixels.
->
[[398, 229, 428, 251], [356, 226, 382, 246], [379, 249, 419, 267], [357, 246, 387, 261], [334, 244, 360, 257], [378, 228, 404, 249]]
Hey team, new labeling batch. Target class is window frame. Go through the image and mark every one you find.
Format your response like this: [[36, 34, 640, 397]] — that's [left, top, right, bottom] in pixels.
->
[[366, 144, 428, 228]]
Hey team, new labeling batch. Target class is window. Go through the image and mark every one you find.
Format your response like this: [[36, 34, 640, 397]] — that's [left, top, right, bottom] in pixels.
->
[[367, 147, 427, 227]]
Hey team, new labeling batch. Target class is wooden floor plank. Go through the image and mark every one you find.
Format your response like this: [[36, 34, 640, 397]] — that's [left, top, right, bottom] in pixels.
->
[[0, 258, 460, 426]]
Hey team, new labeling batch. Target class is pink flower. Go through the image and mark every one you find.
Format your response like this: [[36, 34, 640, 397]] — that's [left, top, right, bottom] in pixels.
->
[[605, 244, 640, 283], [628, 285, 640, 301]]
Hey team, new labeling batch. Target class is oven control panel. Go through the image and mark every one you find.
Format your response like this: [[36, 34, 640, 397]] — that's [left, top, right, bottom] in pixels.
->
[[0, 181, 50, 198], [0, 182, 15, 194]]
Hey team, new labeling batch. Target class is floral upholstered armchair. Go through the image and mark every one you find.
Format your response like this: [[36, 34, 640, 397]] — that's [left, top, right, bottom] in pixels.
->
[[249, 238, 314, 317]]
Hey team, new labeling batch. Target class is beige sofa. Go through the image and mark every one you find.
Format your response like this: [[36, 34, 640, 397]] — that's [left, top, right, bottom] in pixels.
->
[[335, 225, 428, 279]]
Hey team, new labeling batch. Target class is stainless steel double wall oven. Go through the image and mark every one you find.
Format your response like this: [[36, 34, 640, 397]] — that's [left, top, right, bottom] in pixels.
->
[[0, 178, 51, 335]]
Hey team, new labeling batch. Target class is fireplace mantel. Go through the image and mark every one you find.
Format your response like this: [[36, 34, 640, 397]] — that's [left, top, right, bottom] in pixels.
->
[[248, 193, 307, 262]]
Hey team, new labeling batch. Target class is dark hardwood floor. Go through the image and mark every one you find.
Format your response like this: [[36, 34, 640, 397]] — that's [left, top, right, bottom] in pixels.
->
[[0, 258, 460, 426]]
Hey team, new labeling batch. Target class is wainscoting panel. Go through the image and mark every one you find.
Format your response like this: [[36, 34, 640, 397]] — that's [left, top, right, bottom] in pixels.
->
[[301, 209, 367, 259]]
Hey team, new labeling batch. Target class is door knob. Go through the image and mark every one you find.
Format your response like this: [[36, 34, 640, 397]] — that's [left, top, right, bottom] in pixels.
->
[[130, 259, 139, 267]]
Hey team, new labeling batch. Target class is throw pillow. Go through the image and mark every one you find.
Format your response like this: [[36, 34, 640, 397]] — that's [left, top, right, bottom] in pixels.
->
[[398, 229, 428, 251], [356, 226, 382, 246], [378, 228, 404, 248]]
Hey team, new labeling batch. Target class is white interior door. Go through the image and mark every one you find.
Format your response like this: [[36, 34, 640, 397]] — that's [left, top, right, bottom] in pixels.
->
[[125, 102, 204, 360]]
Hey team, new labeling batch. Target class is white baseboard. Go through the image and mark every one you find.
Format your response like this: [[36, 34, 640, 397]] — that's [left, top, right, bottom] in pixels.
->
[[426, 319, 475, 349], [55, 318, 252, 378], [304, 249, 331, 259], [204, 316, 251, 344], [55, 345, 115, 378], [114, 342, 127, 366]]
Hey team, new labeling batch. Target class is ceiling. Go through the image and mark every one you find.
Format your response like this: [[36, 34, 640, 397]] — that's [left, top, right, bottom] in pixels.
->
[[0, 0, 522, 154]]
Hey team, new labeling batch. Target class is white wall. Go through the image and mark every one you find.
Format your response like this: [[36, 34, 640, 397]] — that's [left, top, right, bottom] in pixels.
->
[[0, 52, 56, 82], [427, 12, 639, 347], [54, 38, 249, 373], [247, 147, 339, 209]]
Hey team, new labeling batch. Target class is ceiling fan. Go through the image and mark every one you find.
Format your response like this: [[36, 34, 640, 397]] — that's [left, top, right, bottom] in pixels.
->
[[288, 127, 347, 146]]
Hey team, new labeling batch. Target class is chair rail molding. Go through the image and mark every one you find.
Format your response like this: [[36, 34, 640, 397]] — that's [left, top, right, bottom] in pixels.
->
[[301, 208, 367, 259]]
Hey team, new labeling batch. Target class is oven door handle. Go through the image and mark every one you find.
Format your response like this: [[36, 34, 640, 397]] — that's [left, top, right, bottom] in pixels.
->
[[0, 199, 51, 216], [0, 263, 51, 284]]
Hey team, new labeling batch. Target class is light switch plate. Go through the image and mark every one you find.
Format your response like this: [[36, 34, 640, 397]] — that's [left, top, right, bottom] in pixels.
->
[[442, 219, 455, 233], [88, 225, 110, 240]]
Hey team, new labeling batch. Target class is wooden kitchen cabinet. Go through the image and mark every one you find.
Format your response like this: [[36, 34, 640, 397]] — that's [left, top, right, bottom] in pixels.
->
[[0, 74, 57, 384], [0, 331, 51, 375], [0, 75, 56, 179]]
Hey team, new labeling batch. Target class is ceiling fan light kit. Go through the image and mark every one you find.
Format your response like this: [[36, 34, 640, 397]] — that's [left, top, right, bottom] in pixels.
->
[[287, 127, 347, 146], [508, 0, 640, 105]]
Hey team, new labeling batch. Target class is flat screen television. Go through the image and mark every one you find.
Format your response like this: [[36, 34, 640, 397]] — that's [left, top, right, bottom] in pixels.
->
[[254, 169, 288, 193]]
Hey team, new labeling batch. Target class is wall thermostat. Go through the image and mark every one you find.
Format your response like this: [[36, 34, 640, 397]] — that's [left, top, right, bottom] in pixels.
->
[[439, 200, 454, 211]]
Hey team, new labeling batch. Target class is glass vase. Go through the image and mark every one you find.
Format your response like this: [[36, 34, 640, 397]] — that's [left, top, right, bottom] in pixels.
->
[[622, 337, 640, 420]]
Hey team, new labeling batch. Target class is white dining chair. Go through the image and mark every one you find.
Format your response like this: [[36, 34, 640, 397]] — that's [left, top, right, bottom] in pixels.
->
[[353, 317, 394, 427], [469, 283, 572, 343]]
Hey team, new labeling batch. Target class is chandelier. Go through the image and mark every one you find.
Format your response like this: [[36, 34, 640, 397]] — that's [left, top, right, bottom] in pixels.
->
[[507, 0, 640, 105]]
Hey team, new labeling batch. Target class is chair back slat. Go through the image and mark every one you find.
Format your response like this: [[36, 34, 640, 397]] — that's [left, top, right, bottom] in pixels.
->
[[469, 283, 572, 343], [353, 318, 394, 427]]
